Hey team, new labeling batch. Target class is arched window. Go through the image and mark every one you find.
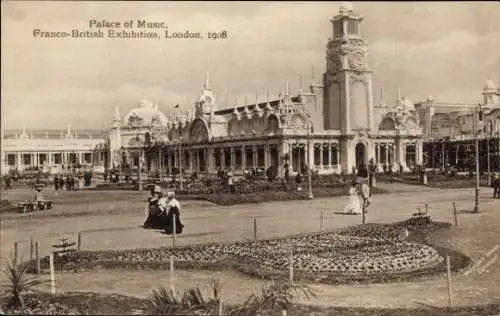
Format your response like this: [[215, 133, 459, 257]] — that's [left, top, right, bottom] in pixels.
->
[[379, 117, 395, 130]]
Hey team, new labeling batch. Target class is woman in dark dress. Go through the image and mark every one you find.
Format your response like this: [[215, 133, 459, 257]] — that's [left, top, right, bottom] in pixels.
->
[[163, 191, 184, 235], [143, 185, 163, 229]]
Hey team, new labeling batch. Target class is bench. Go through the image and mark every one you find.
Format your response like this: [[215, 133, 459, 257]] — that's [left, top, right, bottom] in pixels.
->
[[17, 201, 53, 213]]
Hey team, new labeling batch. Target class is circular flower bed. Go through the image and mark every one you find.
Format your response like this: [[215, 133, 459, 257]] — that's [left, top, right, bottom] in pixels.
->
[[30, 221, 457, 285]]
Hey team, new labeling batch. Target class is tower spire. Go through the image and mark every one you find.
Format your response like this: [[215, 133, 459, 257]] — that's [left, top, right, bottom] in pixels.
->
[[299, 72, 303, 90], [397, 87, 401, 101], [114, 105, 120, 121], [204, 72, 210, 90]]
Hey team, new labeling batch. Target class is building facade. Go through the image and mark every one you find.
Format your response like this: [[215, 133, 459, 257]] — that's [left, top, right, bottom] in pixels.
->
[[1, 125, 107, 175], [412, 80, 500, 171], [1, 3, 424, 177], [108, 3, 423, 177]]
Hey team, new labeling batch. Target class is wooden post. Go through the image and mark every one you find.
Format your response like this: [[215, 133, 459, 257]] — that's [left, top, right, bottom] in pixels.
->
[[446, 255, 453, 309], [289, 244, 294, 282], [452, 202, 458, 226], [362, 200, 366, 225], [30, 237, 34, 263], [425, 203, 429, 216], [218, 297, 223, 316], [320, 212, 323, 231], [77, 232, 82, 252], [172, 214, 176, 248], [35, 242, 40, 274], [169, 255, 175, 291], [49, 253, 56, 295], [253, 218, 257, 241], [14, 242, 18, 264]]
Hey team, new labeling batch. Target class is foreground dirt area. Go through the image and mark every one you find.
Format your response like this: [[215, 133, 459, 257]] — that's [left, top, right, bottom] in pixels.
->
[[1, 184, 499, 309]]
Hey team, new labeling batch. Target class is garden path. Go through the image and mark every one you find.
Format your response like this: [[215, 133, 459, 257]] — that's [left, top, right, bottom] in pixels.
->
[[1, 187, 499, 309]]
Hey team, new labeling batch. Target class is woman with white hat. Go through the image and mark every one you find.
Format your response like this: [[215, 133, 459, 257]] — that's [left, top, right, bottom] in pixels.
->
[[143, 185, 163, 229], [343, 178, 362, 214], [163, 191, 184, 235]]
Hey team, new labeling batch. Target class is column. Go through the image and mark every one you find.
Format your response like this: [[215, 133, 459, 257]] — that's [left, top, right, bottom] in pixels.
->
[[384, 143, 389, 165], [319, 144, 323, 170], [376, 144, 380, 163], [252, 145, 257, 168], [32, 153, 36, 167], [336, 145, 340, 169], [276, 144, 282, 174], [241, 146, 246, 169], [328, 143, 332, 169], [17, 153, 21, 169], [264, 144, 269, 169], [219, 148, 225, 169], [207, 148, 214, 172], [288, 142, 293, 171], [195, 149, 200, 172], [188, 150, 193, 173], [230, 147, 235, 169]]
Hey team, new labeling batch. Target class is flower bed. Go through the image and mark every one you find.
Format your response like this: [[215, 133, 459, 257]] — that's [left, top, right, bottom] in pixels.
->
[[30, 220, 467, 285], [176, 186, 389, 206]]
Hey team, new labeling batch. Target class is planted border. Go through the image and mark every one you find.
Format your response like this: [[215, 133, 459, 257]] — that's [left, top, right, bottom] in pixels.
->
[[29, 220, 471, 285]]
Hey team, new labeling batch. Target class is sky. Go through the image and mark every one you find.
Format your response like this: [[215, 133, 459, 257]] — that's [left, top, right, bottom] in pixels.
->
[[2, 1, 499, 130]]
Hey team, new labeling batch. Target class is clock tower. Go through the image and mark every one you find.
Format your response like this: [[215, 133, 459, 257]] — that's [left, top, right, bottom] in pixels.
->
[[323, 2, 374, 133]]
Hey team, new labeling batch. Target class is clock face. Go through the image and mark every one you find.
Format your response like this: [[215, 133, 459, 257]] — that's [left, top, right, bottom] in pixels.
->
[[349, 52, 366, 69]]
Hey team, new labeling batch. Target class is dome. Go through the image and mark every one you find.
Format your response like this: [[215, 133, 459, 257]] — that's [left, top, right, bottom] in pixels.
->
[[484, 79, 497, 91], [401, 97, 415, 111], [123, 100, 169, 126]]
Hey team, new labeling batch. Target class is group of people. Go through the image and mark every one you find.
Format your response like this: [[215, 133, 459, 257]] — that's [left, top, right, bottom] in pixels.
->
[[143, 185, 184, 234], [53, 174, 82, 191]]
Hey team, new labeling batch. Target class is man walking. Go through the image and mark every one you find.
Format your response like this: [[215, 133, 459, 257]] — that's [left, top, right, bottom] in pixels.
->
[[493, 173, 500, 199]]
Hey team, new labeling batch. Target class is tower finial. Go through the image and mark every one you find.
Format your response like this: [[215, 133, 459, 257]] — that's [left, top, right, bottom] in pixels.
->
[[397, 87, 401, 101], [204, 72, 210, 90], [255, 93, 258, 106], [285, 81, 290, 96], [267, 90, 270, 103], [114, 105, 120, 121], [299, 72, 303, 90]]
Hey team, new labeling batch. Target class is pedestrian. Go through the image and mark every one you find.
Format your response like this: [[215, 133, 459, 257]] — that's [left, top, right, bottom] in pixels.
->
[[54, 175, 59, 192], [227, 168, 234, 193], [161, 191, 184, 235], [343, 179, 362, 214], [356, 176, 371, 213], [493, 173, 500, 199], [4, 176, 12, 190], [284, 163, 290, 183]]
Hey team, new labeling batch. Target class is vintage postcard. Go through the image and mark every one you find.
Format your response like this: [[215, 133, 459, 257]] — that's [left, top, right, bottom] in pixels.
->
[[1, 1, 499, 315]]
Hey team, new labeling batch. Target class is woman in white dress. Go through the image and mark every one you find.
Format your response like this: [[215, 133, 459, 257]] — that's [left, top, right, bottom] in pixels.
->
[[343, 180, 362, 214]]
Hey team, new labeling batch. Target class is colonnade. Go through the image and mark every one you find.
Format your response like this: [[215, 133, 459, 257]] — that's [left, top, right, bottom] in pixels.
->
[[3, 151, 95, 171]]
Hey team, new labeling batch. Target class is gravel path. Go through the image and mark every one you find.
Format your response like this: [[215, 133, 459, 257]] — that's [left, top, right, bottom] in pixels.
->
[[1, 185, 499, 309]]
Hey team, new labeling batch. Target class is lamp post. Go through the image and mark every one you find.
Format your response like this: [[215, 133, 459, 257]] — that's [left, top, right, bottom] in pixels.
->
[[307, 120, 314, 200], [179, 136, 184, 191], [486, 124, 491, 187], [135, 134, 144, 191], [473, 103, 482, 213]]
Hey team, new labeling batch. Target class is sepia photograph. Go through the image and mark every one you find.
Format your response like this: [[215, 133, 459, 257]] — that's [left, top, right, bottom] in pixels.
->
[[1, 1, 499, 315]]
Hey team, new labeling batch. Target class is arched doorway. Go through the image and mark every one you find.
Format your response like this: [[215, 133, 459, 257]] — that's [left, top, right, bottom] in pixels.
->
[[355, 143, 366, 168]]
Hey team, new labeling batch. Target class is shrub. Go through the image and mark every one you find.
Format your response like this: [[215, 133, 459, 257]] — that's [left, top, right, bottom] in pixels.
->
[[146, 279, 222, 315], [2, 256, 47, 309], [231, 280, 317, 316]]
